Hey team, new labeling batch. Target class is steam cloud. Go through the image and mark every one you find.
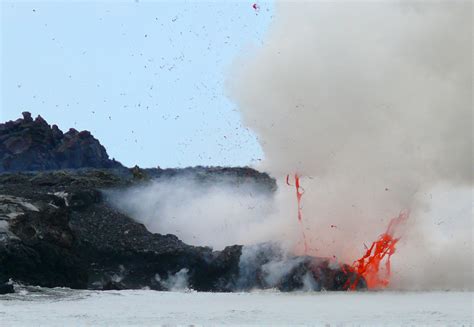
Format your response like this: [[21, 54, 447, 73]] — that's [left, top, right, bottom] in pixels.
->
[[110, 1, 472, 291], [155, 268, 190, 291], [227, 1, 472, 290], [107, 177, 279, 250]]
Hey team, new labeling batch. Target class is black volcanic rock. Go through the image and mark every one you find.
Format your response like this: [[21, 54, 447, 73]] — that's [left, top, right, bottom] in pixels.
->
[[0, 283, 14, 294], [0, 112, 123, 172], [0, 169, 364, 292]]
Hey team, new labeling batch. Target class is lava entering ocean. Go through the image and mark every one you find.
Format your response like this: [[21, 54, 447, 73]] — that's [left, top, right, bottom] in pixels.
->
[[286, 175, 409, 290]]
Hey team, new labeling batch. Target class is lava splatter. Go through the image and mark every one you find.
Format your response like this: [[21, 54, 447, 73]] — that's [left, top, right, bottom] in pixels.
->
[[346, 211, 409, 290], [285, 173, 408, 287]]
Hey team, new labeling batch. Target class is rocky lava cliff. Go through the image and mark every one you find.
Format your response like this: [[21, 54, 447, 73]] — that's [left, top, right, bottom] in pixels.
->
[[0, 113, 365, 293]]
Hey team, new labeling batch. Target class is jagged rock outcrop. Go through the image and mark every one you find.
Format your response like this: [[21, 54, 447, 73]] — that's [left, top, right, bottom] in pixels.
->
[[0, 112, 123, 172]]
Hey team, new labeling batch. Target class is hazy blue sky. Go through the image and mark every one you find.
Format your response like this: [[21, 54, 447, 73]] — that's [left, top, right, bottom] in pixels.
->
[[1, 1, 274, 168]]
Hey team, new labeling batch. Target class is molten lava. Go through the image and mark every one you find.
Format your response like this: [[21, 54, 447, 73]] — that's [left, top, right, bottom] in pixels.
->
[[286, 174, 304, 222], [286, 174, 308, 253], [286, 173, 408, 289], [346, 211, 409, 290]]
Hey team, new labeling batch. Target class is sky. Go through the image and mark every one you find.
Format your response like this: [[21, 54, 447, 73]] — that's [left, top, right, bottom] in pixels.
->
[[1, 0, 274, 168]]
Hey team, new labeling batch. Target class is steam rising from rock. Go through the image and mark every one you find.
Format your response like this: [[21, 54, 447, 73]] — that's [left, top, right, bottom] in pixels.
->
[[108, 177, 278, 250], [227, 1, 472, 290], [155, 268, 190, 291]]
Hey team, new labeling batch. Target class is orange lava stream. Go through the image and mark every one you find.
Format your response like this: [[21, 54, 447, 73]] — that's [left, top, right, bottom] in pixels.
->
[[286, 174, 308, 253]]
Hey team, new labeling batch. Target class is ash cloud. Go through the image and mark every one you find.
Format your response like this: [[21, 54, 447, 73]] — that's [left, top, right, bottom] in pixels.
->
[[227, 1, 472, 290]]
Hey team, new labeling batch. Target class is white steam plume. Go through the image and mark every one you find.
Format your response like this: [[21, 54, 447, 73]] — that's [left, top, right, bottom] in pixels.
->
[[107, 177, 280, 250], [155, 268, 190, 291], [227, 1, 473, 290]]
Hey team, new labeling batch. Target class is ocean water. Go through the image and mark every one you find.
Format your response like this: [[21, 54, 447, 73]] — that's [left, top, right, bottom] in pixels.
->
[[0, 286, 472, 326]]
